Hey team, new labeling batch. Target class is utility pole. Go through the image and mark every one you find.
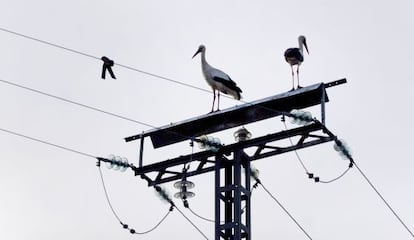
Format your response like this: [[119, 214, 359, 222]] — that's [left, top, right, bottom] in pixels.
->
[[123, 79, 346, 240]]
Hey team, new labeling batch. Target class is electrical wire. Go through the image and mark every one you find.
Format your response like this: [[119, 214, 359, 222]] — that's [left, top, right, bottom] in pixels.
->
[[282, 117, 413, 237], [175, 205, 210, 240], [98, 164, 123, 223], [0, 78, 154, 128], [0, 26, 300, 118], [259, 181, 313, 240], [187, 206, 215, 223], [131, 210, 171, 235], [282, 119, 352, 184], [0, 27, 99, 60], [0, 126, 172, 236], [318, 167, 352, 184], [10, 24, 412, 238], [283, 120, 310, 173], [0, 127, 96, 158], [2, 68, 412, 238], [0, 27, 212, 94], [0, 27, 303, 147], [353, 161, 414, 238], [0, 77, 235, 148], [98, 162, 172, 235]]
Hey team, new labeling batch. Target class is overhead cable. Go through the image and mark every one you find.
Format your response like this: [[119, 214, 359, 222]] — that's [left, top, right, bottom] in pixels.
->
[[353, 162, 414, 238], [259, 181, 313, 240]]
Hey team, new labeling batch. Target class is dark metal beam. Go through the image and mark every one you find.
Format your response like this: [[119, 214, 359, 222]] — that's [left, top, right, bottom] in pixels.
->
[[131, 122, 337, 186], [125, 80, 346, 148]]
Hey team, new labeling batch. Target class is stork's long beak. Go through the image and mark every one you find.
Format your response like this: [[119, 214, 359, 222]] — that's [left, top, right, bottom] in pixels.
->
[[192, 48, 201, 59], [303, 40, 309, 54]]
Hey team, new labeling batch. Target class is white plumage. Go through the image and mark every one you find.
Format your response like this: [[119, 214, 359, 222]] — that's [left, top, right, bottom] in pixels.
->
[[192, 45, 242, 112]]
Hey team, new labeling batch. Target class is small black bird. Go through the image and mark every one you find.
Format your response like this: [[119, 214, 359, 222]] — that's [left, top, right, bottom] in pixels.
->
[[101, 56, 116, 79], [284, 35, 309, 90]]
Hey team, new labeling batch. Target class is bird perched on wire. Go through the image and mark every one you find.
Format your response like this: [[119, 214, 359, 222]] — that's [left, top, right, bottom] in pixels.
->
[[192, 45, 242, 112], [284, 35, 309, 90], [101, 56, 116, 79]]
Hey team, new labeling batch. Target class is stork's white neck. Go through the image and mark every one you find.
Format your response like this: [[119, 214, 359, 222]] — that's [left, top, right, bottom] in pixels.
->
[[200, 50, 211, 72]]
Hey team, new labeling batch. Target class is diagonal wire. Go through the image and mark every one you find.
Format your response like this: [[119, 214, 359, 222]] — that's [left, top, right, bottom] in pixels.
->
[[0, 127, 96, 158], [0, 77, 226, 149], [283, 119, 352, 183], [98, 165, 123, 223], [282, 120, 310, 173], [0, 126, 172, 236], [0, 78, 154, 128], [0, 27, 99, 60], [187, 206, 215, 223], [353, 161, 414, 238], [0, 27, 212, 94], [0, 26, 313, 117], [259, 181, 313, 240], [98, 163, 172, 234], [115, 62, 211, 94], [0, 26, 301, 129], [175, 205, 210, 240], [0, 77, 243, 147]]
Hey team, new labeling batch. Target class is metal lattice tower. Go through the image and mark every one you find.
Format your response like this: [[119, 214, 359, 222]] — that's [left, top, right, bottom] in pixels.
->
[[123, 79, 346, 240]]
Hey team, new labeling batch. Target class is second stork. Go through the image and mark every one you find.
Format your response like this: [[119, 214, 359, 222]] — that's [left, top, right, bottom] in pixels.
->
[[284, 35, 309, 90], [193, 45, 242, 112]]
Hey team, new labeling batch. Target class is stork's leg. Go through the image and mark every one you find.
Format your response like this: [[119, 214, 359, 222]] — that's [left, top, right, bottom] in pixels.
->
[[210, 89, 216, 113], [217, 91, 220, 111], [290, 65, 295, 91], [297, 65, 302, 89]]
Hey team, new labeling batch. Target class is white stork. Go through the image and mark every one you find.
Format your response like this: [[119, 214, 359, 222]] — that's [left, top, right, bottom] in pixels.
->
[[284, 35, 309, 90], [192, 45, 242, 112]]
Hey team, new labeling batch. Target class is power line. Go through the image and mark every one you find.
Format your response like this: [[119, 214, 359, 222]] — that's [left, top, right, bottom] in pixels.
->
[[259, 181, 313, 240], [0, 27, 212, 95], [98, 164, 123, 223], [0, 27, 99, 60], [318, 167, 352, 184], [0, 127, 96, 158], [282, 119, 352, 184], [0, 77, 222, 147], [353, 162, 414, 238], [8, 25, 410, 238], [0, 76, 295, 154], [0, 127, 199, 237], [283, 120, 310, 173], [0, 26, 301, 133], [0, 78, 154, 128], [187, 206, 215, 223], [175, 205, 210, 240], [0, 26, 318, 117], [115, 62, 211, 94], [98, 162, 172, 235]]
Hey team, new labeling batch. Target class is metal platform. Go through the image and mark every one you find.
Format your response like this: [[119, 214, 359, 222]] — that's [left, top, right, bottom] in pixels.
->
[[121, 78, 347, 240], [127, 121, 336, 186], [125, 79, 346, 149]]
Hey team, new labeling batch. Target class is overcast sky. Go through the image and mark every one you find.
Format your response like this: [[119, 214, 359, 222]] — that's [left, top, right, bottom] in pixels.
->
[[1, 0, 414, 239]]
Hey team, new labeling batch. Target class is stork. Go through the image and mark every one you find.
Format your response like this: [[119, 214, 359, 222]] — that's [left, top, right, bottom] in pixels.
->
[[284, 35, 309, 90], [192, 45, 242, 112]]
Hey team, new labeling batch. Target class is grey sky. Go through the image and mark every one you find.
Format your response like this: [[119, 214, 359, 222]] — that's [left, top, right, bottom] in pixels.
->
[[0, 0, 413, 239]]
